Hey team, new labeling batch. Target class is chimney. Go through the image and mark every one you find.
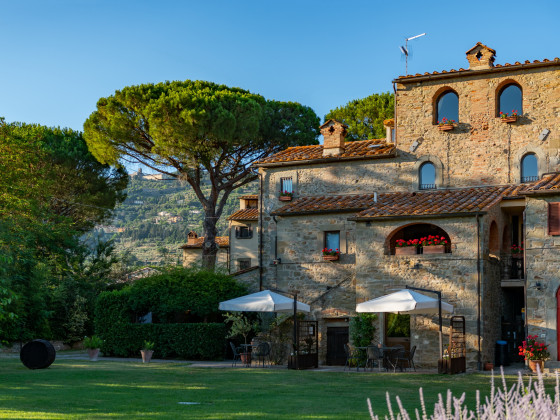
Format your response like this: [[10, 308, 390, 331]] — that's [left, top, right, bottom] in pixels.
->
[[320, 119, 348, 157], [466, 42, 496, 70], [187, 231, 198, 245], [383, 118, 395, 143]]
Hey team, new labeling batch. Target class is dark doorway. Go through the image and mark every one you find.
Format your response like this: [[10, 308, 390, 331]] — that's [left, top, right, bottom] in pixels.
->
[[385, 314, 411, 350], [326, 327, 348, 365], [501, 287, 524, 362]]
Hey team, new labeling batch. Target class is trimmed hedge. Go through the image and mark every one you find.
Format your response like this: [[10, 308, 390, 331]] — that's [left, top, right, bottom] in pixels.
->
[[100, 322, 226, 359]]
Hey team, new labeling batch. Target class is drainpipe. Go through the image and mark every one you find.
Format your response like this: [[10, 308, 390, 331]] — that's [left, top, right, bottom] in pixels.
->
[[476, 212, 482, 371], [523, 209, 528, 340], [258, 171, 263, 291]]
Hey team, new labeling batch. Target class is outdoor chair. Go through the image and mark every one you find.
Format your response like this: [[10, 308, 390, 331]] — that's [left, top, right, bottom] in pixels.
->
[[253, 342, 271, 368], [401, 345, 417, 371], [229, 342, 241, 367], [343, 343, 361, 371], [364, 346, 384, 371], [385, 347, 406, 372]]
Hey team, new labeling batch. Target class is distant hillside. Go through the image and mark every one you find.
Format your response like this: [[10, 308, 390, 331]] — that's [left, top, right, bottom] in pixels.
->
[[95, 175, 257, 267]]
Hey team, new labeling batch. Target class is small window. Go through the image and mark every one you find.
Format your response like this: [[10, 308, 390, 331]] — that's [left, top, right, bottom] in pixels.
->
[[498, 84, 522, 116], [521, 154, 538, 183], [235, 224, 253, 239], [324, 231, 340, 253], [436, 91, 459, 124], [549, 203, 560, 235], [246, 199, 258, 209], [280, 177, 293, 194], [237, 258, 251, 271], [419, 162, 436, 190]]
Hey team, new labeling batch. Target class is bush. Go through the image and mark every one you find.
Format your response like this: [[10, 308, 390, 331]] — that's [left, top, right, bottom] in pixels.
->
[[100, 323, 225, 359]]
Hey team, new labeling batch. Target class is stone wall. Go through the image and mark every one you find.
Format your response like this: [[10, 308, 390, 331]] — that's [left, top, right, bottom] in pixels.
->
[[181, 247, 229, 269], [524, 194, 560, 359], [395, 66, 560, 187]]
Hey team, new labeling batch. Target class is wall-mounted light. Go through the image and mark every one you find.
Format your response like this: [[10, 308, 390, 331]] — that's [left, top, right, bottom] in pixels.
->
[[271, 258, 281, 266], [535, 282, 545, 291]]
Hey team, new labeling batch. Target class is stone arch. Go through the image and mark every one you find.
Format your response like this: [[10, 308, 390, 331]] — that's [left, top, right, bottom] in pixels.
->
[[414, 155, 444, 190], [489, 220, 499, 255], [386, 222, 452, 255], [514, 146, 547, 184], [432, 86, 459, 125], [495, 79, 523, 117]]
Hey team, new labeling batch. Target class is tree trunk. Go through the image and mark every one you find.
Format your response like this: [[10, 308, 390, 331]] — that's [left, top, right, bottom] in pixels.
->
[[201, 204, 219, 271]]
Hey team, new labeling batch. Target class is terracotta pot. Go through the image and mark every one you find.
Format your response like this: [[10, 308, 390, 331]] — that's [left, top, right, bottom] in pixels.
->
[[141, 349, 154, 363], [323, 255, 339, 261], [240, 352, 251, 365], [395, 247, 417, 256], [279, 196, 292, 201], [87, 348, 100, 361], [501, 116, 517, 123], [423, 245, 446, 254], [529, 359, 544, 373], [484, 362, 494, 371], [438, 124, 454, 131]]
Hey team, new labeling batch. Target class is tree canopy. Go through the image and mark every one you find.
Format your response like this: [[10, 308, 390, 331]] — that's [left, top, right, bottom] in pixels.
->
[[84, 80, 320, 268], [324, 92, 394, 141], [0, 120, 128, 342]]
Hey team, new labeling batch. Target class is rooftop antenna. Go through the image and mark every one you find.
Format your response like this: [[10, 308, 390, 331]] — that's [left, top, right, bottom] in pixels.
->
[[400, 33, 426, 75]]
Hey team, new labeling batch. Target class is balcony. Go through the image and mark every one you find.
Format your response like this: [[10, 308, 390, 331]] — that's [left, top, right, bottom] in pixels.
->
[[501, 255, 524, 287]]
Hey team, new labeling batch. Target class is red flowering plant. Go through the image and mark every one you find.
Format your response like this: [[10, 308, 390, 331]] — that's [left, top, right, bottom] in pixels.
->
[[279, 190, 293, 198], [438, 117, 456, 126], [500, 109, 520, 119], [511, 243, 524, 255], [322, 248, 340, 256], [518, 335, 550, 361], [419, 235, 448, 247], [395, 239, 420, 248]]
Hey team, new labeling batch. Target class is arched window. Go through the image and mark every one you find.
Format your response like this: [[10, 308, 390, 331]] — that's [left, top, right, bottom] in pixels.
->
[[436, 91, 459, 124], [498, 84, 522, 116], [388, 223, 451, 255], [521, 153, 538, 183], [419, 162, 436, 190], [489, 221, 499, 255]]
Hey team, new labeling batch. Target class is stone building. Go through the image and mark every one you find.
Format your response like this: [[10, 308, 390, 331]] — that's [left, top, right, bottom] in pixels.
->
[[254, 43, 560, 369], [180, 231, 229, 268]]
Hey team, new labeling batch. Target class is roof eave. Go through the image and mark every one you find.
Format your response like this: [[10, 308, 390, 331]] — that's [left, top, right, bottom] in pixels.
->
[[271, 208, 370, 217], [349, 211, 488, 222], [254, 150, 397, 168]]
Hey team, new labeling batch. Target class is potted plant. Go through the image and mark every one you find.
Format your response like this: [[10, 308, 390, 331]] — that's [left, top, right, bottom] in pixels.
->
[[140, 340, 155, 363], [279, 190, 293, 201], [511, 243, 523, 257], [83, 335, 103, 361], [500, 110, 519, 123], [322, 248, 340, 261], [420, 235, 448, 254], [519, 335, 550, 373], [224, 312, 258, 366], [438, 118, 456, 131], [394, 239, 419, 255]]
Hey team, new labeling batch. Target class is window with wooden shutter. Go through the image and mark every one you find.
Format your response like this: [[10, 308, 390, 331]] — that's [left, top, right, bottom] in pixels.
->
[[548, 202, 560, 235]]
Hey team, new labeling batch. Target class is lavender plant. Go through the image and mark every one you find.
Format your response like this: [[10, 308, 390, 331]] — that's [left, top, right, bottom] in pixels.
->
[[367, 367, 560, 419]]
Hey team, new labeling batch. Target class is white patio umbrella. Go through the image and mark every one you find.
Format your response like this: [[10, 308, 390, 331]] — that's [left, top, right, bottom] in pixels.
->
[[219, 290, 310, 313], [356, 289, 453, 314], [356, 288, 453, 359]]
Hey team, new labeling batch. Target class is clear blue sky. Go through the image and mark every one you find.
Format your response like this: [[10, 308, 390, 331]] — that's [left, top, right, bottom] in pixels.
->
[[1, 0, 559, 135]]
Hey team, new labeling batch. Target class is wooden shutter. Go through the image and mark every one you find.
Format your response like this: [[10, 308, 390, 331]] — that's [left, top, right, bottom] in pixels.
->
[[549, 202, 560, 235]]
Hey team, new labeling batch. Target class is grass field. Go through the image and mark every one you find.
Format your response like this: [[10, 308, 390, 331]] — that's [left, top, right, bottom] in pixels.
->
[[0, 356, 543, 419]]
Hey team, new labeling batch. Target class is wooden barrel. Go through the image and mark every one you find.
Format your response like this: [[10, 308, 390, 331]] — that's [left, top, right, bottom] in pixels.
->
[[20, 339, 56, 369]]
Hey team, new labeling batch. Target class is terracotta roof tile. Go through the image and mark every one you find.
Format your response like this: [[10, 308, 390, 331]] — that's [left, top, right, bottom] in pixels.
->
[[255, 139, 396, 166], [228, 208, 259, 221], [520, 173, 560, 195], [272, 194, 382, 216], [180, 236, 229, 249], [240, 195, 258, 200]]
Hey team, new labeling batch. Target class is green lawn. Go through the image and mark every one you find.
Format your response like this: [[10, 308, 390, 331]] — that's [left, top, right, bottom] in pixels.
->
[[0, 357, 540, 419]]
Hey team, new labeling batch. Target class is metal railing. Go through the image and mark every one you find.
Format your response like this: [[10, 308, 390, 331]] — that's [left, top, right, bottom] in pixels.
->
[[419, 184, 437, 190]]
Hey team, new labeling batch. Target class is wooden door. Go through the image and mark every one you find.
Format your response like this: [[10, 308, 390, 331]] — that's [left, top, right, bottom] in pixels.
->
[[326, 327, 348, 365]]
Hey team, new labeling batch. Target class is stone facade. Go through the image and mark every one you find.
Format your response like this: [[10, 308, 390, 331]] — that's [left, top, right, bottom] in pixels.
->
[[251, 43, 560, 369]]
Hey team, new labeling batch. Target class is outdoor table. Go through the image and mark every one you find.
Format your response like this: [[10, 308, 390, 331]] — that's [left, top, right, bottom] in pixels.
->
[[239, 344, 258, 367], [382, 346, 404, 372]]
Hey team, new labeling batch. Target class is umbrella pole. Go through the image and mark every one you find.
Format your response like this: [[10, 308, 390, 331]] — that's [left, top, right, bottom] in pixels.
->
[[405, 286, 444, 359], [293, 293, 298, 370]]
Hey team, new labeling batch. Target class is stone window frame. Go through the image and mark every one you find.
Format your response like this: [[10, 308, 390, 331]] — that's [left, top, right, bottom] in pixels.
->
[[324, 230, 340, 253], [275, 170, 297, 197], [235, 224, 253, 239], [386, 222, 452, 255], [495, 79, 523, 118], [432, 87, 459, 125], [237, 258, 251, 271], [414, 155, 444, 190], [514, 146, 546, 184]]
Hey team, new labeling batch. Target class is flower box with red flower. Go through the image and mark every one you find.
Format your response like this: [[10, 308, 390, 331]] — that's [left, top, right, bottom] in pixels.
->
[[438, 118, 456, 131], [279, 191, 293, 201], [420, 235, 448, 254], [394, 239, 419, 255], [322, 248, 340, 261], [511, 243, 523, 257], [500, 110, 519, 123], [519, 335, 550, 372]]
